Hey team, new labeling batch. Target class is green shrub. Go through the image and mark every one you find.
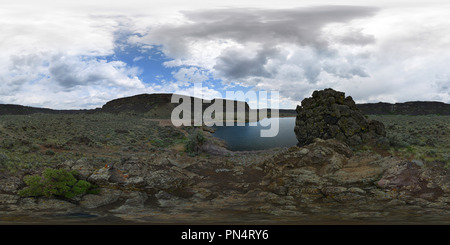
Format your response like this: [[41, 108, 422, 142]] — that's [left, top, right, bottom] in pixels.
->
[[2, 139, 15, 149], [0, 153, 9, 166], [18, 168, 97, 199], [150, 138, 167, 148], [44, 149, 55, 156], [184, 130, 205, 156], [30, 144, 40, 152], [388, 133, 410, 148]]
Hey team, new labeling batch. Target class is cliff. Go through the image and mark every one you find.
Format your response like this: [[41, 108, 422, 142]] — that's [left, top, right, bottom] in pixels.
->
[[101, 93, 250, 119]]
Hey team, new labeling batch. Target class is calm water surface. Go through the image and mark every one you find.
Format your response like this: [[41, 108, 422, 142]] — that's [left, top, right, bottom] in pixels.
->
[[211, 117, 298, 151]]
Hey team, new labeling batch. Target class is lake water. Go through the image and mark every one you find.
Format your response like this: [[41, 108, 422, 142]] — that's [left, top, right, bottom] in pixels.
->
[[211, 117, 298, 151]]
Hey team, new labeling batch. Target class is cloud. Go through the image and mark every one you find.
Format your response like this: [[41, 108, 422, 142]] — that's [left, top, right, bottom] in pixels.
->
[[48, 55, 144, 90], [0, 5, 153, 108], [172, 66, 210, 85], [0, 49, 148, 108], [2, 2, 450, 109], [133, 5, 380, 101], [131, 4, 450, 105], [214, 46, 282, 80], [180, 6, 377, 47], [136, 6, 378, 55], [322, 24, 375, 46]]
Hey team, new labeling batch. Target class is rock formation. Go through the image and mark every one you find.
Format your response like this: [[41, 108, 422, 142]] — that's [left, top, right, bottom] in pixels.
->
[[294, 88, 388, 147]]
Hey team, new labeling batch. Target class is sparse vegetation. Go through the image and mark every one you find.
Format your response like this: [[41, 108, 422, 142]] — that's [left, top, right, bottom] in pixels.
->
[[369, 115, 450, 165], [0, 112, 448, 174], [0, 113, 187, 172], [185, 129, 206, 156]]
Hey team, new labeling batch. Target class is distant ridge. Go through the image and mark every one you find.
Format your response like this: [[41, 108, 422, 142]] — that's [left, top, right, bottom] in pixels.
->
[[0, 93, 250, 118], [356, 101, 450, 115], [0, 94, 449, 116], [0, 104, 93, 115]]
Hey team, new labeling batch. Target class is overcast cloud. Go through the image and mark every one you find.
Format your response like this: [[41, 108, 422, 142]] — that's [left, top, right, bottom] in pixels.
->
[[1, 1, 450, 109], [132, 5, 382, 103]]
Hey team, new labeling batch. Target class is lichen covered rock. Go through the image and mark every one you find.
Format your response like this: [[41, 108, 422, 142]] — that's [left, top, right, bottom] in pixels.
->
[[294, 88, 388, 148]]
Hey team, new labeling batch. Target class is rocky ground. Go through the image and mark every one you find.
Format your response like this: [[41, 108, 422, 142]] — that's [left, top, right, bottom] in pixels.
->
[[1, 133, 449, 224], [0, 109, 449, 224]]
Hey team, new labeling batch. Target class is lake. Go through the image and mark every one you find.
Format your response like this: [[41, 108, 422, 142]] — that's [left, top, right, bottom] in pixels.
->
[[211, 117, 298, 151]]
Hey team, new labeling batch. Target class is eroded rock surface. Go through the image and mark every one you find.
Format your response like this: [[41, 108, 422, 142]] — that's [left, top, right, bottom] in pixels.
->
[[1, 139, 450, 224]]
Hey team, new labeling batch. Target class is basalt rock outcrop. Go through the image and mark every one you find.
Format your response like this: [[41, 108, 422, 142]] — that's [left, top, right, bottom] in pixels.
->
[[294, 88, 388, 148]]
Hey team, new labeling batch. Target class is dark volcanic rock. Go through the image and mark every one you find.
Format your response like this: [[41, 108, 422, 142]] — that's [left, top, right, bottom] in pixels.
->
[[294, 88, 388, 148], [357, 101, 450, 115]]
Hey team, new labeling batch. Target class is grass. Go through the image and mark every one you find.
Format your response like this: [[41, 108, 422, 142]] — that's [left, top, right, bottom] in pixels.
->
[[369, 115, 450, 166], [0, 112, 188, 173]]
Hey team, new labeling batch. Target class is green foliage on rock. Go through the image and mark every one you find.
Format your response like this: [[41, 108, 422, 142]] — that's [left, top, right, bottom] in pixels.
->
[[18, 168, 97, 199]]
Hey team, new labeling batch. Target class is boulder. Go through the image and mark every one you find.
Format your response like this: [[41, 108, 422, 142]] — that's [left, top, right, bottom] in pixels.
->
[[79, 188, 122, 209], [294, 88, 388, 148], [0, 177, 22, 194], [0, 194, 19, 204]]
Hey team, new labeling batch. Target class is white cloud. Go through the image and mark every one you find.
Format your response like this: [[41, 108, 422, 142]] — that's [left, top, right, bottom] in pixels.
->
[[173, 85, 223, 101], [1, 1, 450, 110], [3, 55, 149, 109], [0, 48, 148, 108], [0, 3, 151, 108], [133, 4, 450, 105], [172, 67, 210, 85], [131, 5, 381, 106]]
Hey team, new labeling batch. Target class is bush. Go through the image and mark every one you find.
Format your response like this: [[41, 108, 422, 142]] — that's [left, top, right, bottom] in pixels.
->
[[388, 133, 410, 148], [18, 168, 97, 199], [0, 153, 9, 166], [1, 139, 15, 149], [184, 130, 205, 156], [44, 149, 55, 156], [150, 138, 167, 148]]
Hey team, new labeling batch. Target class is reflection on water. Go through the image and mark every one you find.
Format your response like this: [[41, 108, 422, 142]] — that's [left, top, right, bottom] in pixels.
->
[[211, 117, 298, 151]]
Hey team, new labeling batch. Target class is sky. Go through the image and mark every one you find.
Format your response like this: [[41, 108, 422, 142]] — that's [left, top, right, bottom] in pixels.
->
[[1, 0, 450, 109]]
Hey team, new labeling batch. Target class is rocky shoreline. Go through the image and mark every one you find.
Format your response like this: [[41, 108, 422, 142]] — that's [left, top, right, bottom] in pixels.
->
[[1, 137, 449, 224]]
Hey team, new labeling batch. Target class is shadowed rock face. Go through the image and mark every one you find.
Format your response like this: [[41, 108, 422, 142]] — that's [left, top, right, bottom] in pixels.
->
[[294, 88, 388, 148]]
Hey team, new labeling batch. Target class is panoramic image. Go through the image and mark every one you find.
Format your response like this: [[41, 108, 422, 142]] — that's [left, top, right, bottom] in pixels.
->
[[1, 0, 450, 233]]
